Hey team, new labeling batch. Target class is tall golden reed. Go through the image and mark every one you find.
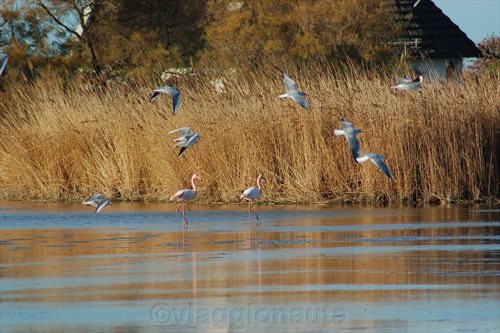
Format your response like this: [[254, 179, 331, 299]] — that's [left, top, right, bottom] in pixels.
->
[[0, 67, 498, 204]]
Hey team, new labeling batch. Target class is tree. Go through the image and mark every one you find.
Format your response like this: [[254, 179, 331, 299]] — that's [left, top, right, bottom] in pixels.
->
[[470, 35, 500, 78], [34, 0, 207, 77], [37, 0, 103, 74], [200, 0, 400, 68], [0, 0, 65, 81], [91, 0, 206, 76], [1, 1, 53, 51]]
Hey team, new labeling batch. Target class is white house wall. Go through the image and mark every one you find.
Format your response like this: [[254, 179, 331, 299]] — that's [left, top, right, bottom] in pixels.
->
[[410, 58, 463, 80]]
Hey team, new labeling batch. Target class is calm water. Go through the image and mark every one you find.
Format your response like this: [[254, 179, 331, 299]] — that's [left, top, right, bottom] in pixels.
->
[[0, 202, 499, 333]]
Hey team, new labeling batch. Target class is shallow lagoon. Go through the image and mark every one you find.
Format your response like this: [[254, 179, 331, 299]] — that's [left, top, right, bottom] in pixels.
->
[[1, 202, 499, 332]]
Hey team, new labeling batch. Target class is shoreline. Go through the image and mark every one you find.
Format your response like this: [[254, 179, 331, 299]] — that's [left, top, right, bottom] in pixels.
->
[[1, 197, 498, 207]]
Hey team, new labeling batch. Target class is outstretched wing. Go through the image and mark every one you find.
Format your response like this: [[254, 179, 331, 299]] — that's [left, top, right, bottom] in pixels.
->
[[168, 127, 192, 136], [0, 51, 8, 77], [366, 153, 395, 181], [399, 76, 413, 84], [178, 146, 188, 158], [283, 74, 298, 93], [150, 85, 180, 106], [289, 91, 309, 109], [172, 91, 181, 114], [91, 192, 104, 202], [95, 198, 111, 214], [185, 132, 200, 148], [340, 120, 363, 160], [177, 132, 200, 157]]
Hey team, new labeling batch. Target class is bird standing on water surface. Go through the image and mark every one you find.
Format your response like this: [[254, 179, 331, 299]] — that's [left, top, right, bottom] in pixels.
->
[[240, 175, 266, 221], [170, 174, 202, 228]]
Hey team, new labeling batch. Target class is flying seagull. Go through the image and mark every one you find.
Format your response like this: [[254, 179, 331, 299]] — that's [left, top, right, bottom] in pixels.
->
[[151, 85, 181, 114], [333, 119, 363, 160], [95, 198, 111, 214], [82, 192, 104, 207], [391, 75, 423, 91], [240, 174, 266, 221], [170, 173, 202, 227], [169, 127, 192, 145], [0, 51, 8, 77], [168, 127, 200, 158], [279, 74, 310, 109], [355, 153, 394, 181], [334, 118, 395, 181]]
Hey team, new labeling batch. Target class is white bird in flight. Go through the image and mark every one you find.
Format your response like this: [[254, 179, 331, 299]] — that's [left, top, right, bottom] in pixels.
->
[[279, 74, 310, 109], [168, 127, 200, 158], [150, 85, 181, 114], [95, 198, 111, 214], [391, 75, 423, 91], [240, 174, 266, 221], [334, 119, 395, 181], [82, 192, 110, 213], [0, 51, 8, 77], [170, 173, 202, 227], [82, 192, 104, 207]]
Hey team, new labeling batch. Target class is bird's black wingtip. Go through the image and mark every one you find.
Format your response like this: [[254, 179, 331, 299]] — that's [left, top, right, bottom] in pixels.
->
[[150, 91, 160, 102], [178, 147, 187, 158]]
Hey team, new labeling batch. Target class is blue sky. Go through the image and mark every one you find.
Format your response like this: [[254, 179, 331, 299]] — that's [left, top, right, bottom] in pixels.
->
[[433, 0, 500, 43]]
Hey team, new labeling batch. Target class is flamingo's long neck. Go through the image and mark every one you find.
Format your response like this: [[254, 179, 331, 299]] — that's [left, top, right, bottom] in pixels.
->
[[256, 175, 262, 190], [191, 177, 198, 192]]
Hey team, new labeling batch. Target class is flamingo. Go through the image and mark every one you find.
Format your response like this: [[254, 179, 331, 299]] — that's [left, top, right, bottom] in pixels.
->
[[279, 74, 310, 109], [240, 175, 266, 221], [150, 85, 181, 114], [170, 174, 202, 227], [391, 75, 423, 91], [334, 119, 395, 181]]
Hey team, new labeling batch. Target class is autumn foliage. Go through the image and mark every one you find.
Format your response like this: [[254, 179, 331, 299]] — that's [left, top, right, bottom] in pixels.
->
[[1, 0, 401, 78], [201, 0, 399, 68]]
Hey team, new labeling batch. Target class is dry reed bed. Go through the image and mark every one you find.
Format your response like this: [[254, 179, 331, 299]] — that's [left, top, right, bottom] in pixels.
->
[[0, 69, 498, 204]]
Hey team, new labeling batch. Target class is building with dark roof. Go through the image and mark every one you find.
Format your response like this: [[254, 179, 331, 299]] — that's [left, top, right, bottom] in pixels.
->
[[390, 0, 481, 79]]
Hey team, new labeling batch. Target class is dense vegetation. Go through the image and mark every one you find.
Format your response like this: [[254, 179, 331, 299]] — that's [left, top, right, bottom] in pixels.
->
[[0, 1, 498, 204], [1, 0, 400, 79], [0, 66, 498, 203]]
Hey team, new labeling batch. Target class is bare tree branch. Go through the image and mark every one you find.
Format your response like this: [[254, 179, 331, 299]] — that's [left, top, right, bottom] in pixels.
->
[[37, 1, 85, 42], [37, 0, 101, 75]]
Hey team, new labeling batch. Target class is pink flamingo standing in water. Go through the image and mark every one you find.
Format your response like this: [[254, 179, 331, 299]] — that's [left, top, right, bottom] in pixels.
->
[[240, 175, 266, 221], [170, 174, 202, 227]]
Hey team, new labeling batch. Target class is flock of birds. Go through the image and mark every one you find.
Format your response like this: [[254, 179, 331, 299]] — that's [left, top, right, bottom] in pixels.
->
[[79, 69, 423, 226], [0, 47, 423, 225]]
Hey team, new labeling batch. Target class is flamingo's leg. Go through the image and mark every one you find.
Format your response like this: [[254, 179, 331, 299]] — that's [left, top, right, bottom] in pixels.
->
[[249, 202, 259, 221], [183, 202, 189, 227], [176, 203, 183, 217], [182, 227, 185, 251]]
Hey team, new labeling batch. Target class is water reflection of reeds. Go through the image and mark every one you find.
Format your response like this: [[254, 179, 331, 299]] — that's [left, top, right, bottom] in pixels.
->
[[1, 211, 498, 304]]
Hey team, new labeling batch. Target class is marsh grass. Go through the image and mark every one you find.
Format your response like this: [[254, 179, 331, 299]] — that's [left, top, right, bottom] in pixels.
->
[[0, 66, 498, 204]]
